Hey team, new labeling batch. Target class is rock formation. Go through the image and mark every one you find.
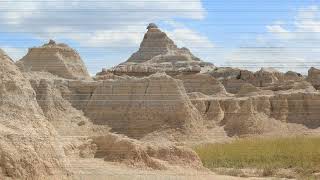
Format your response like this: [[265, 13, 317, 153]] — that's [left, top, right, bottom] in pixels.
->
[[26, 74, 109, 136], [127, 23, 200, 63], [84, 73, 204, 138], [211, 67, 305, 94], [307, 67, 320, 90], [3, 30, 320, 179], [109, 23, 215, 77], [92, 134, 203, 170], [175, 73, 227, 95], [0, 49, 68, 179], [16, 40, 91, 80], [191, 88, 320, 136]]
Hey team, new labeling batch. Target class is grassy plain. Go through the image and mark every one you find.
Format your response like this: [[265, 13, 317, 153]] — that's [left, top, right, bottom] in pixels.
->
[[194, 136, 320, 178]]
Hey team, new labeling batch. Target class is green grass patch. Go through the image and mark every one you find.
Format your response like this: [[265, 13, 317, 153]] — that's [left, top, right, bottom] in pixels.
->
[[193, 136, 320, 177]]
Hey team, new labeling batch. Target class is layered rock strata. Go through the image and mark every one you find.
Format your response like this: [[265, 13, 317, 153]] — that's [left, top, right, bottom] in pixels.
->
[[16, 40, 90, 80], [211, 67, 305, 93], [109, 23, 215, 77], [191, 89, 320, 136], [307, 67, 320, 90], [84, 73, 204, 138], [0, 49, 68, 179]]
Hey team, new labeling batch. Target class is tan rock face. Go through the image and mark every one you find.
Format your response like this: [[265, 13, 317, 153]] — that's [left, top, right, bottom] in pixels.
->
[[307, 67, 320, 90], [175, 73, 227, 95], [110, 24, 215, 76], [84, 73, 204, 138], [236, 83, 262, 97], [28, 77, 108, 136], [212, 67, 305, 93], [16, 40, 91, 80], [127, 24, 200, 63], [92, 134, 203, 170], [0, 49, 68, 179], [192, 90, 320, 136]]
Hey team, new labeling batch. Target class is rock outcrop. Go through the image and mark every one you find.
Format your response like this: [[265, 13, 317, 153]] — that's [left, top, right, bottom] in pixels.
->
[[92, 134, 203, 170], [175, 73, 227, 95], [237, 83, 262, 97], [192, 89, 320, 136], [26, 74, 109, 136], [0, 49, 68, 179], [16, 40, 90, 80], [84, 73, 204, 138], [110, 23, 215, 77], [211, 67, 305, 94], [307, 67, 320, 90], [127, 23, 200, 63]]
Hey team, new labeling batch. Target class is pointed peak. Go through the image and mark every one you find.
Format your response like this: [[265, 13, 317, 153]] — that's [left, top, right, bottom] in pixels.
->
[[48, 39, 56, 45], [147, 23, 158, 30]]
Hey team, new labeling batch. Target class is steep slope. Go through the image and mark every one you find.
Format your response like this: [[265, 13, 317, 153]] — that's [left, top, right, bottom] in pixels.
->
[[192, 89, 320, 136], [16, 40, 90, 80], [127, 23, 200, 63], [85, 73, 204, 138], [211, 67, 305, 93], [307, 67, 320, 90], [0, 49, 68, 179], [109, 23, 215, 77], [175, 73, 227, 95]]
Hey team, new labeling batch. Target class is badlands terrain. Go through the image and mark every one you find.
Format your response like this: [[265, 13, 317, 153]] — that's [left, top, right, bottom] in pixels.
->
[[1, 23, 320, 179]]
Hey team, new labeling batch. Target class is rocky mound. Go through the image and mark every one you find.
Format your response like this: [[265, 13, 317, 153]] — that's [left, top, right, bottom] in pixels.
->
[[191, 89, 320, 136], [92, 134, 203, 170], [110, 23, 215, 77], [0, 49, 68, 179], [175, 73, 227, 95], [25, 74, 109, 136], [237, 83, 262, 96], [307, 67, 320, 90], [84, 73, 204, 138], [211, 67, 305, 93], [16, 40, 90, 80], [127, 23, 200, 63]]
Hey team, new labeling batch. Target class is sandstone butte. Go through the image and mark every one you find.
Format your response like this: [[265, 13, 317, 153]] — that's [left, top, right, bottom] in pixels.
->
[[0, 23, 319, 179]]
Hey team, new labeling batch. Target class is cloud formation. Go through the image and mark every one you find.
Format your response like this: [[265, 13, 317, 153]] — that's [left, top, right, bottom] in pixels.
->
[[226, 5, 320, 74], [0, 0, 206, 47]]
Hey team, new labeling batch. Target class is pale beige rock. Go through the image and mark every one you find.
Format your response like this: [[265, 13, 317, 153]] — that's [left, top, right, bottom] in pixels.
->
[[16, 40, 91, 80], [127, 23, 200, 63], [307, 67, 320, 90], [191, 89, 320, 136], [0, 49, 68, 179], [28, 77, 109, 136], [237, 83, 265, 97], [212, 67, 306, 94], [92, 134, 203, 170], [110, 24, 215, 77], [175, 73, 227, 95], [85, 73, 204, 138]]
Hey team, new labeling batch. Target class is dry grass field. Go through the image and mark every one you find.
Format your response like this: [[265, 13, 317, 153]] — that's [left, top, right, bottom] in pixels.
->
[[194, 136, 320, 178]]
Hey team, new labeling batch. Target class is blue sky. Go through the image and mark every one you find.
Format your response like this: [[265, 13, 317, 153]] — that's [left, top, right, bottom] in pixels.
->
[[1, 0, 320, 74]]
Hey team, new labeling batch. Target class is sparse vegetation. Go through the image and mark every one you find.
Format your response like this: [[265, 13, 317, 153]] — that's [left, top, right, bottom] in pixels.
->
[[194, 136, 320, 178]]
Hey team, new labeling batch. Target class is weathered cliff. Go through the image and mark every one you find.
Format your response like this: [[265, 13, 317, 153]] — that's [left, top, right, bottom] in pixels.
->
[[16, 40, 90, 80], [85, 73, 204, 138], [0, 49, 68, 179]]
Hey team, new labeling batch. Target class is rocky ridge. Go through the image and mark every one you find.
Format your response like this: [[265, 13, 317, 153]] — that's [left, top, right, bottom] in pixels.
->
[[16, 40, 91, 80], [1, 23, 320, 179], [0, 49, 68, 179], [104, 23, 215, 77]]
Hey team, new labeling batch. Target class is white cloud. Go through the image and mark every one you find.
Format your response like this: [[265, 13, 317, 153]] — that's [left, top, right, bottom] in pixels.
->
[[226, 5, 320, 74], [0, 0, 206, 47]]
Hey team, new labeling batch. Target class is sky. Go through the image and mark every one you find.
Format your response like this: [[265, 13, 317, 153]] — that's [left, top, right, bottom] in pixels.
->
[[1, 0, 320, 74]]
